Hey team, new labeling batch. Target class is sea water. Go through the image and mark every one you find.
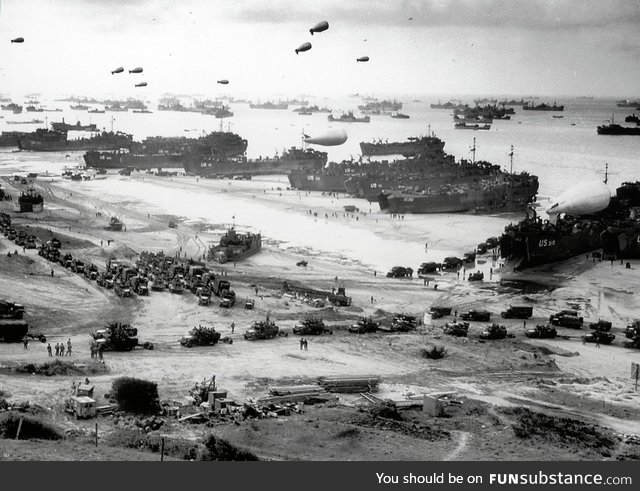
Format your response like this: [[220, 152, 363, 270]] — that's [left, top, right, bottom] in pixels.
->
[[1, 96, 638, 271]]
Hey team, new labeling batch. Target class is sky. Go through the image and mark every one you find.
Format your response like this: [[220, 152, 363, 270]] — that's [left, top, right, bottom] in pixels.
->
[[1, 0, 640, 99]]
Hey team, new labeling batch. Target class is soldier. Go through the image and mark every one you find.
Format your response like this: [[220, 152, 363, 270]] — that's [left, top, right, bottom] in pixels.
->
[[231, 322, 235, 334], [299, 338, 304, 350], [98, 344, 104, 361], [51, 268, 54, 277], [303, 339, 308, 351], [66, 339, 72, 356], [47, 343, 52, 357], [22, 337, 28, 350]]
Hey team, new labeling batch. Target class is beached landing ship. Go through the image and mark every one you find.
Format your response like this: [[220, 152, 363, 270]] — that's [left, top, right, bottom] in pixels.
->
[[19, 129, 134, 152], [207, 228, 262, 263], [184, 147, 327, 178], [359, 135, 445, 157], [51, 119, 98, 132], [83, 131, 249, 170], [499, 181, 640, 270]]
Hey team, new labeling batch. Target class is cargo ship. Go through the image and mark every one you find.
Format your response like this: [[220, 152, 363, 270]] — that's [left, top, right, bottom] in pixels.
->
[[14, 189, 44, 212], [0, 131, 28, 147], [430, 100, 465, 110], [596, 123, 640, 135], [499, 181, 640, 270], [454, 121, 492, 130], [249, 101, 288, 110], [184, 147, 327, 177], [377, 172, 538, 214], [360, 135, 446, 157], [83, 131, 249, 170], [327, 112, 370, 123], [51, 119, 98, 132], [19, 129, 134, 152], [616, 100, 640, 108], [357, 99, 402, 112], [207, 228, 261, 263], [1, 103, 23, 114], [522, 102, 564, 111], [293, 105, 331, 114]]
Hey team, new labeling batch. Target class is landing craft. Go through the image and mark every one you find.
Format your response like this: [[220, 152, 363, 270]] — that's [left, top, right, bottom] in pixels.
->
[[11, 37, 24, 43], [546, 181, 610, 217], [129, 67, 143, 74], [135, 82, 148, 87], [295, 42, 312, 55], [303, 128, 348, 146], [309, 21, 329, 35], [356, 56, 369, 62], [111, 67, 124, 75], [217, 79, 229, 85]]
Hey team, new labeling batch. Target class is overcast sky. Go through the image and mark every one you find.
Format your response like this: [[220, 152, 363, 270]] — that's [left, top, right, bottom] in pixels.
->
[[1, 0, 639, 99]]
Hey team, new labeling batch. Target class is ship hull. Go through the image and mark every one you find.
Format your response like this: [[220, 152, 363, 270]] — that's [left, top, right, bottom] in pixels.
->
[[84, 151, 186, 169], [359, 141, 444, 156], [287, 172, 348, 192], [185, 157, 325, 177]]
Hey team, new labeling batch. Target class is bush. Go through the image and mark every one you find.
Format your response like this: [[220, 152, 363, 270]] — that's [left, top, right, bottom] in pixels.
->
[[14, 360, 108, 376], [369, 401, 403, 421], [0, 412, 64, 440], [421, 344, 447, 359], [202, 434, 259, 461], [111, 377, 160, 414], [106, 429, 203, 460]]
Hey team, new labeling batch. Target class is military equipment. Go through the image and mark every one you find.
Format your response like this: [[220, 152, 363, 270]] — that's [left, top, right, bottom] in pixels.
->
[[501, 305, 533, 319], [443, 321, 469, 337], [180, 325, 221, 347], [386, 266, 413, 278], [584, 331, 615, 345], [349, 317, 379, 334], [91, 322, 138, 351], [390, 314, 417, 332], [460, 309, 491, 322], [244, 318, 282, 340], [65, 396, 97, 419], [0, 300, 25, 319], [293, 317, 332, 335], [525, 324, 557, 338], [479, 323, 508, 340], [468, 271, 484, 281], [429, 306, 452, 319], [589, 320, 612, 332]]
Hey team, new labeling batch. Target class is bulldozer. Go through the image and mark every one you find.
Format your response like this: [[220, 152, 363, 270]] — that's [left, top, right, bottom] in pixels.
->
[[293, 316, 332, 335], [244, 318, 282, 340], [348, 317, 380, 334], [180, 325, 221, 347], [443, 321, 469, 337], [525, 324, 557, 339], [479, 323, 508, 340]]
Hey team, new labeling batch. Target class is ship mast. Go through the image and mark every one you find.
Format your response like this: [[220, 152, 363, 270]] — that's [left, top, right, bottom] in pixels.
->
[[508, 145, 514, 174], [470, 137, 476, 164]]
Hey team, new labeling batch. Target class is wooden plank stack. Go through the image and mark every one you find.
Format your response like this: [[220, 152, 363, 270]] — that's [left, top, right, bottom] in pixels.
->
[[317, 375, 380, 393]]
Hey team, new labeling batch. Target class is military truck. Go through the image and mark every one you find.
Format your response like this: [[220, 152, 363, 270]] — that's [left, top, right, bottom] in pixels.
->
[[417, 262, 438, 275], [244, 318, 281, 340], [212, 278, 231, 296], [390, 314, 417, 332], [476, 243, 488, 254], [479, 323, 508, 340], [0, 300, 25, 319], [584, 331, 615, 345], [180, 325, 221, 347], [468, 271, 484, 282], [198, 292, 212, 306], [65, 396, 97, 419], [293, 317, 332, 335], [525, 324, 557, 339], [349, 317, 380, 334], [130, 277, 149, 296], [219, 290, 236, 308], [245, 298, 255, 310], [386, 266, 413, 278], [443, 321, 469, 337], [114, 282, 132, 298], [625, 321, 640, 339], [551, 314, 584, 329], [71, 259, 85, 275], [430, 306, 452, 319], [624, 335, 640, 349], [589, 320, 612, 332], [442, 257, 463, 269], [460, 310, 491, 322], [84, 263, 99, 281], [501, 305, 533, 319], [91, 322, 138, 351]]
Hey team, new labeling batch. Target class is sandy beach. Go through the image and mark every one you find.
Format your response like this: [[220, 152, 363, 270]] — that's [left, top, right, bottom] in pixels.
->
[[2, 172, 640, 460]]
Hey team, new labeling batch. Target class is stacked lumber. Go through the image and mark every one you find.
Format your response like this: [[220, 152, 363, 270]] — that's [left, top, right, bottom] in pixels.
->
[[269, 384, 324, 396], [317, 375, 380, 393]]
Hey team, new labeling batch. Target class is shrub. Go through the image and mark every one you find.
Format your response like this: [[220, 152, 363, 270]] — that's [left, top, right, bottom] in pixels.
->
[[421, 344, 447, 359], [335, 427, 360, 439], [0, 412, 64, 440], [111, 377, 160, 414], [14, 359, 108, 376], [202, 434, 259, 461], [369, 401, 403, 421]]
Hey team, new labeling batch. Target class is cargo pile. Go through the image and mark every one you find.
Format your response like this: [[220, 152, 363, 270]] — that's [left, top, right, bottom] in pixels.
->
[[317, 375, 380, 393]]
